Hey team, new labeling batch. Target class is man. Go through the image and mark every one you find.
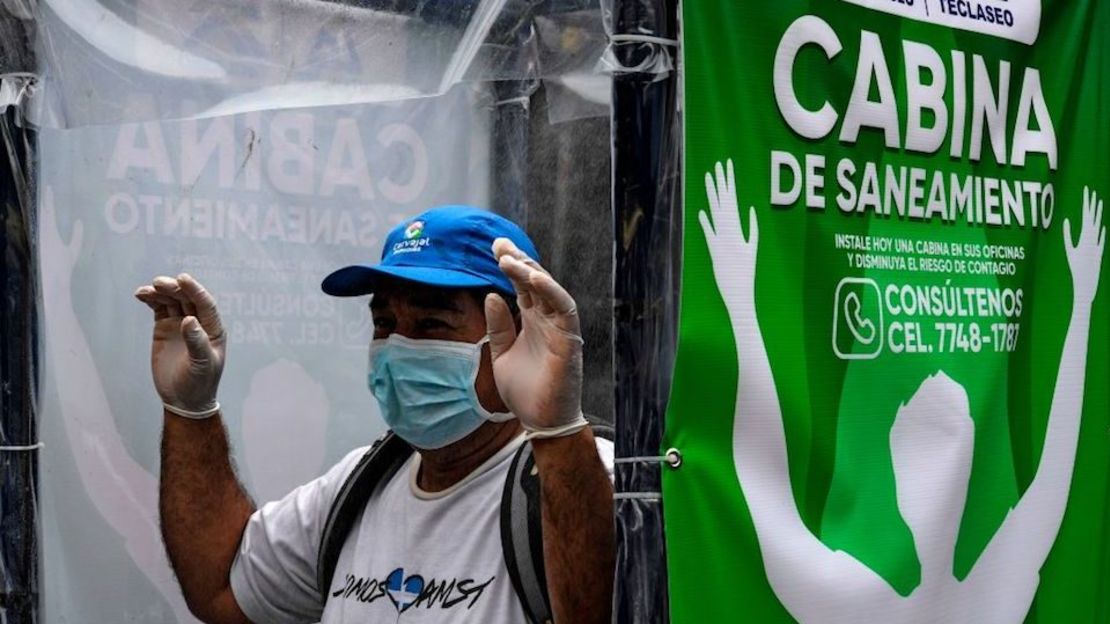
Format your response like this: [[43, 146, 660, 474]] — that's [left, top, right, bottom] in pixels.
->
[[134, 205, 616, 623]]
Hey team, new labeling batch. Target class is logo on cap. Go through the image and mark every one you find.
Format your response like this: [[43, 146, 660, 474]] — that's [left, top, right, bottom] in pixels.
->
[[393, 219, 431, 255], [404, 221, 425, 240]]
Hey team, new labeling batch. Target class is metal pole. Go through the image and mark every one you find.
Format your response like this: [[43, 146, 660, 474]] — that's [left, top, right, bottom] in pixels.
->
[[610, 0, 680, 619], [0, 105, 40, 624], [0, 5, 40, 621]]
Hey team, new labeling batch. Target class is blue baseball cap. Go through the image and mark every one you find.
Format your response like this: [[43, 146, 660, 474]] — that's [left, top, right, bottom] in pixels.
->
[[321, 205, 540, 297]]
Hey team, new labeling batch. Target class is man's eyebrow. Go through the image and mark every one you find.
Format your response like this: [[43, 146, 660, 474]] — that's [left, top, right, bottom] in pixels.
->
[[408, 292, 465, 314]]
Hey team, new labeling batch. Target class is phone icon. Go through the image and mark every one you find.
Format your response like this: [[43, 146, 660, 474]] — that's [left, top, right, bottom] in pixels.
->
[[832, 278, 883, 359], [843, 292, 876, 345]]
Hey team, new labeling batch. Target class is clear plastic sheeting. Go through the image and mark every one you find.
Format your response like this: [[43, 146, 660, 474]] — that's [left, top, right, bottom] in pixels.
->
[[524, 87, 613, 422], [28, 0, 621, 128], [535, 9, 612, 121], [37, 86, 481, 624], [599, 0, 676, 79], [18, 0, 621, 622], [0, 0, 34, 73], [601, 37, 675, 78], [0, 74, 37, 115], [0, 0, 38, 119]]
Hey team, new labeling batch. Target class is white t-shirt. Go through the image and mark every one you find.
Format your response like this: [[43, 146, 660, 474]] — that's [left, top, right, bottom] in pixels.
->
[[230, 434, 615, 623]]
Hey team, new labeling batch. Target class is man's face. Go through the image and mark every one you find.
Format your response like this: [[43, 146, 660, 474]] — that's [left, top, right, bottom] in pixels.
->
[[369, 280, 508, 414]]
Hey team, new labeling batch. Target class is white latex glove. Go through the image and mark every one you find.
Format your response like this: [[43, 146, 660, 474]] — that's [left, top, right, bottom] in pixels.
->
[[134, 274, 226, 418], [485, 238, 587, 437], [700, 158, 759, 321], [1064, 186, 1106, 308]]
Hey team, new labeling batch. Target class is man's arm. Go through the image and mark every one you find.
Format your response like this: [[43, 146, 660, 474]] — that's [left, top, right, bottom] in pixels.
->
[[136, 274, 253, 624], [161, 412, 255, 624], [532, 429, 615, 624], [485, 238, 616, 622]]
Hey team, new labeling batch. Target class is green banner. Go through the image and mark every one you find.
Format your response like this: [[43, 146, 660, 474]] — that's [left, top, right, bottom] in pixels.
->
[[666, 1, 1109, 622]]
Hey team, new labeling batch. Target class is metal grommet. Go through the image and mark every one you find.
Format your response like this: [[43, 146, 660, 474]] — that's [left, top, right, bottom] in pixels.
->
[[664, 448, 682, 469]]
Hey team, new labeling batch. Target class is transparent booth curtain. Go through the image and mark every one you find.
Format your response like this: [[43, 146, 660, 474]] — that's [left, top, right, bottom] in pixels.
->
[[12, 0, 624, 621]]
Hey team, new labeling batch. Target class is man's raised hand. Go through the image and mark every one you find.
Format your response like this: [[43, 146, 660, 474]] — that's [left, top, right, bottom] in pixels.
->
[[134, 274, 226, 419], [484, 238, 586, 436]]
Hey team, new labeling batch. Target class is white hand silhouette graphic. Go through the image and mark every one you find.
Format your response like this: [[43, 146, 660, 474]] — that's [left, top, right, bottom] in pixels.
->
[[700, 159, 758, 315], [1063, 186, 1106, 307]]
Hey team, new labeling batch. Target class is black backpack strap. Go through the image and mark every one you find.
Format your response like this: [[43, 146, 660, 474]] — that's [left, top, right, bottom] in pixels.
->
[[501, 423, 613, 624], [501, 440, 551, 624], [591, 423, 614, 442], [317, 431, 413, 603]]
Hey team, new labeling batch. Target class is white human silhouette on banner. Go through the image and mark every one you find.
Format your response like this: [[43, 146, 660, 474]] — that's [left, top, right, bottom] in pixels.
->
[[40, 186, 332, 622], [699, 159, 1105, 623]]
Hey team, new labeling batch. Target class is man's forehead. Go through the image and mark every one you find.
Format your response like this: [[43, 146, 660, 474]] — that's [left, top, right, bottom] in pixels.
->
[[369, 283, 472, 312]]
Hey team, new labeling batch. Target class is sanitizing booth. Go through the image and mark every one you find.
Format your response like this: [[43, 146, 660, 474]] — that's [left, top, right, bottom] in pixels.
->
[[1, 0, 677, 621], [4, 1, 1108, 623]]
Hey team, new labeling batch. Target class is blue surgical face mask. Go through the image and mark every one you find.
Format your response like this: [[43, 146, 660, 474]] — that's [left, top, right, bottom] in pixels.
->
[[368, 334, 512, 450]]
